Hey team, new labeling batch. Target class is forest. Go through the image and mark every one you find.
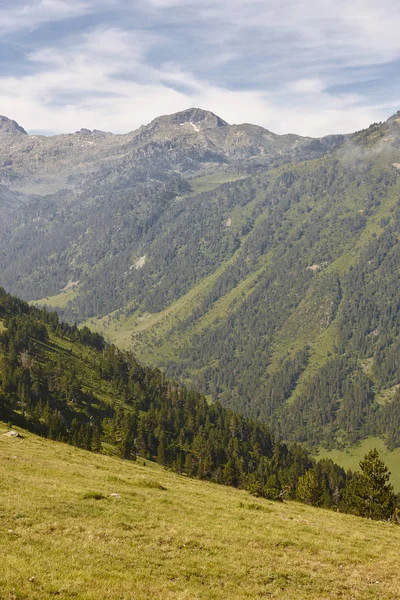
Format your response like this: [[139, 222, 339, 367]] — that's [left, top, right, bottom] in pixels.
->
[[1, 111, 400, 453], [3, 286, 393, 518]]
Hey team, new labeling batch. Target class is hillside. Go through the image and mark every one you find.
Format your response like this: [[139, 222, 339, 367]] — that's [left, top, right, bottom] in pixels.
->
[[0, 287, 353, 507], [1, 109, 400, 452], [1, 424, 400, 600]]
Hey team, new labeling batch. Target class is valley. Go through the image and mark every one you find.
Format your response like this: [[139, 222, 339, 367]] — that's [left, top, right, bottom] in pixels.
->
[[2, 3, 400, 598], [1, 109, 400, 459]]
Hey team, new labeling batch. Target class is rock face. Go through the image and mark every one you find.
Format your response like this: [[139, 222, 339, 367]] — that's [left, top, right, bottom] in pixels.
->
[[3, 430, 22, 438], [0, 116, 27, 136], [148, 107, 229, 130]]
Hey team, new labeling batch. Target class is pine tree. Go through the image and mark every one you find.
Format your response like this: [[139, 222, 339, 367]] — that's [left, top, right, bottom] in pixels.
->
[[157, 431, 167, 465], [344, 449, 396, 520], [223, 458, 240, 487], [296, 469, 324, 506], [91, 424, 102, 453]]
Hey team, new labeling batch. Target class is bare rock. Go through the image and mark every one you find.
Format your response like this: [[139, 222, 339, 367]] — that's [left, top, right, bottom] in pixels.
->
[[3, 430, 22, 438]]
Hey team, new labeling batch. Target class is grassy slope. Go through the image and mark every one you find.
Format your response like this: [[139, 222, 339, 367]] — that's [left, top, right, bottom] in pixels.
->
[[187, 171, 245, 195], [0, 313, 120, 412], [1, 424, 400, 600], [33, 287, 78, 310], [315, 437, 400, 493]]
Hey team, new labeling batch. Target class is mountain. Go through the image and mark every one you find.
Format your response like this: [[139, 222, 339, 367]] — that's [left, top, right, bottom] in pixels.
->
[[0, 108, 340, 193], [0, 115, 27, 136], [0, 108, 400, 452]]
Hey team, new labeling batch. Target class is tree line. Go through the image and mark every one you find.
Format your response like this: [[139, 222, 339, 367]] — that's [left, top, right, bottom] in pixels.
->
[[0, 287, 396, 520]]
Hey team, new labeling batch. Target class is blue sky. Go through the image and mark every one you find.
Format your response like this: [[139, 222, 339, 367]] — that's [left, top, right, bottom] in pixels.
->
[[1, 0, 399, 136]]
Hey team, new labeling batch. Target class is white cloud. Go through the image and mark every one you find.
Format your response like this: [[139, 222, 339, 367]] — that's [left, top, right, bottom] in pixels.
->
[[0, 1, 399, 136], [289, 79, 326, 95], [0, 28, 190, 133], [0, 0, 111, 33], [0, 26, 392, 137], [144, 0, 400, 68]]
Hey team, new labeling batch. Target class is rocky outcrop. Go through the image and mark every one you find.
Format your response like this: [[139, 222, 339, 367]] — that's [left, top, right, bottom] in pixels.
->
[[0, 116, 27, 136]]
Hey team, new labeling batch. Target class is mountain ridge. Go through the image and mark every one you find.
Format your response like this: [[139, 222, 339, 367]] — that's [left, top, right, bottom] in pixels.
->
[[0, 107, 318, 194], [0, 115, 27, 136], [1, 108, 400, 452]]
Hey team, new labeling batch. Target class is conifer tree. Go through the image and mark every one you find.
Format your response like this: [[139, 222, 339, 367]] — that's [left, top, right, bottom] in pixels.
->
[[344, 449, 396, 520], [296, 469, 324, 506]]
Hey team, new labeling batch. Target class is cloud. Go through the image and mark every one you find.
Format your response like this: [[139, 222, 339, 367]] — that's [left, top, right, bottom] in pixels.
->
[[0, 28, 189, 133], [0, 0, 399, 136], [0, 0, 111, 33], [145, 0, 400, 66]]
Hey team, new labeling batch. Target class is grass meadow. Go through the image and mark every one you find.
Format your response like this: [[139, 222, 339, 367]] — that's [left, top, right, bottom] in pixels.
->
[[316, 437, 400, 492], [1, 423, 400, 599]]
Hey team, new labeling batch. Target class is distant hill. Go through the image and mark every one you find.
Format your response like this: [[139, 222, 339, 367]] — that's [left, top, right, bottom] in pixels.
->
[[0, 109, 400, 451]]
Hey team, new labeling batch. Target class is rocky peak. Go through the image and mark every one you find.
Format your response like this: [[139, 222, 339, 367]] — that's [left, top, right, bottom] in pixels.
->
[[387, 110, 400, 122], [74, 128, 110, 137], [146, 108, 229, 134], [76, 128, 92, 136], [171, 108, 228, 128], [0, 116, 27, 136]]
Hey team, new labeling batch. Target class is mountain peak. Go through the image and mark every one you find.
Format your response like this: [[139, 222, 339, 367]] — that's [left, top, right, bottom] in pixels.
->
[[0, 116, 27, 136], [173, 108, 228, 128], [148, 108, 229, 132], [387, 110, 400, 124], [73, 127, 111, 138], [388, 109, 400, 117]]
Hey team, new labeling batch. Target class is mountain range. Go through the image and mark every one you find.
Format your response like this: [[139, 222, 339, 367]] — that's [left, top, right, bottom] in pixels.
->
[[1, 107, 400, 451]]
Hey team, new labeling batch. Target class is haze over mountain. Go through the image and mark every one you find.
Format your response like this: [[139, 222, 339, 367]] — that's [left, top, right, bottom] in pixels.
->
[[1, 107, 400, 452]]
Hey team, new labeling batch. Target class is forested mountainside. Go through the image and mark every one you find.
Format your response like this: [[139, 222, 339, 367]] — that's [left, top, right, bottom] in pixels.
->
[[0, 108, 341, 309], [1, 108, 400, 451], [0, 287, 351, 508]]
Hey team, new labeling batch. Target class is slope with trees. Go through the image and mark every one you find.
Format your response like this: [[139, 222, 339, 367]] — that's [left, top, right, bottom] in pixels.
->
[[1, 110, 400, 452], [1, 287, 398, 522], [0, 287, 350, 511]]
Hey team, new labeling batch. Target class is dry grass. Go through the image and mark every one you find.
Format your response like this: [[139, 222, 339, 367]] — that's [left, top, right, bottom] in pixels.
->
[[1, 422, 400, 600]]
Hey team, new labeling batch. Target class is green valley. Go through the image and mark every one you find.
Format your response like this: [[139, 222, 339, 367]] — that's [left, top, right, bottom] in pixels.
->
[[1, 109, 400, 457], [3, 5, 400, 599]]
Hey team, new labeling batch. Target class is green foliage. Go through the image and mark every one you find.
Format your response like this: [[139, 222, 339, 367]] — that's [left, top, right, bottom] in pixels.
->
[[296, 470, 324, 507], [0, 287, 350, 512], [344, 449, 396, 520], [2, 112, 400, 454]]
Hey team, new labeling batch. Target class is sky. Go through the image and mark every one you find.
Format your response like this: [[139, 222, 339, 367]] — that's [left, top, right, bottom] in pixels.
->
[[0, 0, 399, 137]]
